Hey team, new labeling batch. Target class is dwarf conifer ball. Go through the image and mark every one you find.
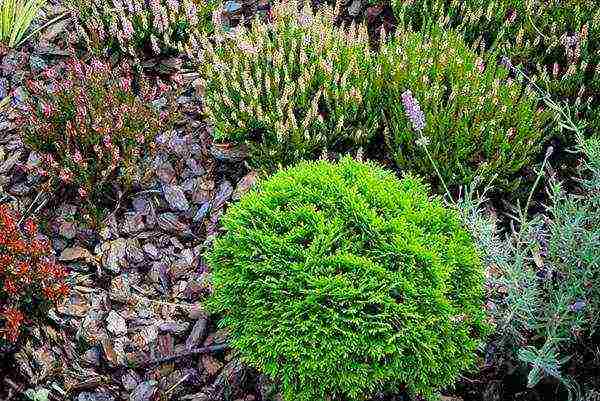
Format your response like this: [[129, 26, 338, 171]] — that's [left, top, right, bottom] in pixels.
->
[[207, 157, 488, 401]]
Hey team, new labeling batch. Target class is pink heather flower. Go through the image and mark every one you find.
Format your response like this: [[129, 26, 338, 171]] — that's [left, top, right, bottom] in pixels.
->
[[212, 9, 223, 27], [73, 151, 83, 163], [185, 0, 198, 25], [59, 168, 73, 183], [37, 168, 49, 177], [121, 17, 135, 41], [103, 135, 113, 147], [149, 0, 160, 13], [476, 57, 485, 73], [43, 67, 57, 79], [506, 9, 516, 24], [136, 134, 146, 144], [41, 102, 54, 118], [297, 13, 311, 26], [120, 77, 132, 92], [238, 41, 257, 55], [157, 79, 169, 94], [553, 62, 560, 77], [43, 153, 55, 165], [401, 90, 426, 132], [114, 115, 124, 131], [123, 0, 135, 12], [70, 60, 85, 77], [90, 58, 107, 72], [167, 0, 179, 13], [78, 187, 88, 198], [150, 35, 161, 54]]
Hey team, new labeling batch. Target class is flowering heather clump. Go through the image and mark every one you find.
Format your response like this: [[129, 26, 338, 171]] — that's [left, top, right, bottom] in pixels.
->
[[70, 0, 217, 57], [198, 0, 380, 169], [378, 27, 552, 192], [19, 58, 174, 203], [0, 204, 70, 344], [392, 0, 600, 136]]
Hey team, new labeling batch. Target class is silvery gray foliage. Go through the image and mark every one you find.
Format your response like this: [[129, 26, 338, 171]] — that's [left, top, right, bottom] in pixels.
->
[[457, 137, 600, 400]]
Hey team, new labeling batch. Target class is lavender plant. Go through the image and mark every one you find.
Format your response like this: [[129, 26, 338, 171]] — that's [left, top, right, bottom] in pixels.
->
[[69, 0, 217, 57], [458, 135, 600, 398], [391, 0, 600, 136], [378, 27, 552, 192], [197, 0, 380, 170]]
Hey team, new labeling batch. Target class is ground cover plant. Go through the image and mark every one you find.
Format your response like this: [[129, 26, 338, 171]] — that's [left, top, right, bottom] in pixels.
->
[[0, 204, 70, 345], [198, 0, 380, 170], [207, 157, 489, 401], [18, 57, 175, 209]]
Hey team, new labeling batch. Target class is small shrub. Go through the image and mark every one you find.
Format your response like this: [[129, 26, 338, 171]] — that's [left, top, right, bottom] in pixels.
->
[[0, 204, 70, 344], [207, 157, 489, 400], [391, 0, 600, 136], [198, 0, 380, 170], [19, 58, 174, 204], [69, 0, 217, 57], [458, 137, 600, 397], [377, 27, 552, 191], [0, 0, 46, 49]]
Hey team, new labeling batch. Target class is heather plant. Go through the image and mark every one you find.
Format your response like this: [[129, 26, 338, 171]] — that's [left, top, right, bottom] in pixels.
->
[[458, 135, 600, 398], [207, 157, 489, 400], [378, 27, 552, 191], [69, 0, 217, 57], [0, 204, 70, 345], [19, 58, 174, 205], [197, 0, 380, 169], [391, 0, 600, 135]]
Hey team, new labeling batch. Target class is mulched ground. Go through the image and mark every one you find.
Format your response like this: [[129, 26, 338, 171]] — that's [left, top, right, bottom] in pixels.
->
[[0, 1, 597, 401]]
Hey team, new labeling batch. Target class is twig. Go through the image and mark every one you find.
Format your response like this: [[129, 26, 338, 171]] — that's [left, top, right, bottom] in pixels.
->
[[17, 189, 46, 226], [137, 344, 228, 368], [164, 373, 191, 397]]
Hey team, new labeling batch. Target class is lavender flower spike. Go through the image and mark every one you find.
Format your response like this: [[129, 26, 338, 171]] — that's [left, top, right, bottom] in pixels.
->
[[401, 90, 425, 132]]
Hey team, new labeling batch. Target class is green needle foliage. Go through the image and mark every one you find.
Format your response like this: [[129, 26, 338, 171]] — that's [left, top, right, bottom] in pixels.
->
[[0, 0, 46, 49], [207, 157, 490, 401]]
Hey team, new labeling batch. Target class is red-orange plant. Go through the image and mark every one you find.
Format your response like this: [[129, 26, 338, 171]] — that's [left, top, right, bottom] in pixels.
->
[[0, 204, 70, 344]]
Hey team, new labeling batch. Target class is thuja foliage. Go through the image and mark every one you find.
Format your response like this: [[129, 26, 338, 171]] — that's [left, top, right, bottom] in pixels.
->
[[459, 137, 600, 397], [207, 157, 489, 400], [198, 0, 380, 170], [0, 204, 70, 344], [391, 0, 600, 135], [378, 27, 552, 191], [70, 0, 217, 57], [19, 58, 175, 203]]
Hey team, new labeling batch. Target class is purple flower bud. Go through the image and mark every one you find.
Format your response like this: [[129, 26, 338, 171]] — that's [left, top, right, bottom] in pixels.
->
[[401, 90, 425, 132], [500, 56, 513, 71], [570, 300, 586, 312]]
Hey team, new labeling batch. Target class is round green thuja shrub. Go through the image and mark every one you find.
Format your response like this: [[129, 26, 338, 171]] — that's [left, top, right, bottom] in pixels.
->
[[207, 157, 489, 401]]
